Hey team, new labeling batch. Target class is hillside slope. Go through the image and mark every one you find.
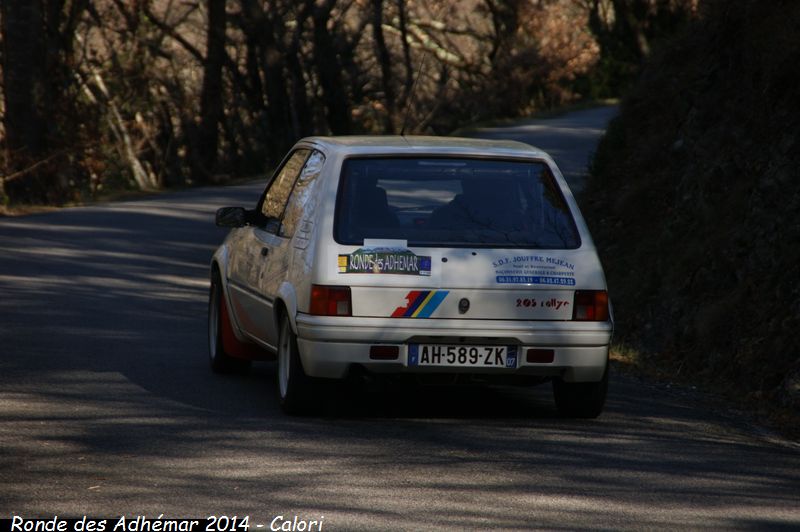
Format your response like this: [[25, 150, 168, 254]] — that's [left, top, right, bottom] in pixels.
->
[[583, 0, 800, 411]]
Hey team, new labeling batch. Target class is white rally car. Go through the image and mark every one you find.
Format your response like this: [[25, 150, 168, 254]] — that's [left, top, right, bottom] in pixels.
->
[[209, 136, 613, 417]]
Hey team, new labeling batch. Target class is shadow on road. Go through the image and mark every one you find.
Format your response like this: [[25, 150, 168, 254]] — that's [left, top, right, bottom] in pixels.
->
[[0, 181, 566, 422], [2, 176, 799, 528]]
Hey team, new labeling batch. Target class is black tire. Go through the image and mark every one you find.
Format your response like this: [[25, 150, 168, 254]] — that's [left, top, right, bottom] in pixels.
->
[[276, 314, 315, 415], [208, 271, 251, 374], [552, 363, 608, 419]]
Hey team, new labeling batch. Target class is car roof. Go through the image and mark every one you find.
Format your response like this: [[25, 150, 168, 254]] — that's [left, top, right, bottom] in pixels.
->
[[299, 135, 548, 159]]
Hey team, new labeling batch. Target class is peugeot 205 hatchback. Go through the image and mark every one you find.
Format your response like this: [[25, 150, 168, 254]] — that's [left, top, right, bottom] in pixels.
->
[[209, 136, 613, 417]]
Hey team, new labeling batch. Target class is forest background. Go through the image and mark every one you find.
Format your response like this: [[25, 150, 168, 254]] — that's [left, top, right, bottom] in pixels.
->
[[0, 0, 694, 205]]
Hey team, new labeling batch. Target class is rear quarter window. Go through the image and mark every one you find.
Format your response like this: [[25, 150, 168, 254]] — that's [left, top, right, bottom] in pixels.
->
[[334, 157, 581, 249], [280, 150, 325, 237]]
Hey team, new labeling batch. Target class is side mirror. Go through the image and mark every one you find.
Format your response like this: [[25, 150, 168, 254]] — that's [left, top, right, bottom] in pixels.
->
[[215, 207, 248, 228]]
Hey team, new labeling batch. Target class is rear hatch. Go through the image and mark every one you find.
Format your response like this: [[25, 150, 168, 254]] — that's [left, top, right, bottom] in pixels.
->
[[340, 244, 604, 320], [328, 156, 606, 321]]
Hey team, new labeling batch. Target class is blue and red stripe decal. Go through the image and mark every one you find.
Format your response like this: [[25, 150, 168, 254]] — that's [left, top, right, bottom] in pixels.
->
[[391, 290, 449, 318]]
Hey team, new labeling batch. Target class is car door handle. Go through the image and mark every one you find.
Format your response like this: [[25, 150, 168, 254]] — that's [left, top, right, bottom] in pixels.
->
[[260, 247, 269, 257]]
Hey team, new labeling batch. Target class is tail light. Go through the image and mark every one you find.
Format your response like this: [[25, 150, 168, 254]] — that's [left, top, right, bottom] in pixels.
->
[[310, 285, 352, 316], [573, 290, 609, 321]]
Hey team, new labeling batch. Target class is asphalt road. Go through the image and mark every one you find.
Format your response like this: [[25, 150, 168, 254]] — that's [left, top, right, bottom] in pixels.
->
[[2, 106, 799, 530], [464, 106, 618, 193]]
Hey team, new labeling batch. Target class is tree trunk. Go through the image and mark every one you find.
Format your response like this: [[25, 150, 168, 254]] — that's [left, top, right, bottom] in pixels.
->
[[611, 0, 650, 62], [485, 0, 521, 67], [193, 0, 227, 184], [396, 0, 414, 103], [312, 0, 352, 135], [372, 0, 394, 132], [1, 0, 51, 204], [286, 3, 314, 142]]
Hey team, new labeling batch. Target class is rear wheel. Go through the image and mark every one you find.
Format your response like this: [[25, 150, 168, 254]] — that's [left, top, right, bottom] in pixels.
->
[[277, 314, 315, 415], [208, 271, 251, 374], [552, 364, 608, 419]]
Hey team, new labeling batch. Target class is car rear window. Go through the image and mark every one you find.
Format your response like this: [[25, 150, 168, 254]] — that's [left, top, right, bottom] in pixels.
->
[[334, 157, 581, 248]]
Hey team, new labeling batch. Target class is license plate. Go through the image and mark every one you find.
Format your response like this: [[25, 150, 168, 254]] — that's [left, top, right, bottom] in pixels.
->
[[408, 345, 517, 368]]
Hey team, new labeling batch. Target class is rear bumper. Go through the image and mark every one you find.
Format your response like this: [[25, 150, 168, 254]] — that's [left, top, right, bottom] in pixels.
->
[[295, 314, 611, 382]]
